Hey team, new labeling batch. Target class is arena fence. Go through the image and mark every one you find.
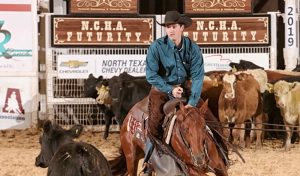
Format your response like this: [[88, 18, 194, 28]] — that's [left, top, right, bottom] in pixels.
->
[[46, 48, 148, 131], [42, 13, 279, 131]]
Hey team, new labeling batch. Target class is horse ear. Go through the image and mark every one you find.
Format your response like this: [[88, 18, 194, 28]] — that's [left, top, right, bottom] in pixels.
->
[[199, 99, 208, 114]]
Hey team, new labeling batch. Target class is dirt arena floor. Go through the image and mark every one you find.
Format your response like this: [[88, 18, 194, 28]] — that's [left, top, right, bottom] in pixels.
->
[[0, 128, 300, 176]]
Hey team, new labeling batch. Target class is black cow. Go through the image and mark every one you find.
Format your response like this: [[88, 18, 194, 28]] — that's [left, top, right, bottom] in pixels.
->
[[84, 74, 107, 99], [84, 73, 114, 139], [35, 120, 112, 176], [108, 72, 151, 124], [229, 60, 264, 70]]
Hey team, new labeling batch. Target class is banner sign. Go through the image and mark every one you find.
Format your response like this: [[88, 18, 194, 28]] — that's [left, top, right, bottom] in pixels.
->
[[52, 16, 155, 46], [57, 54, 146, 79], [184, 0, 252, 14], [95, 54, 146, 78], [0, 4, 34, 72], [0, 77, 34, 129], [57, 55, 95, 79], [203, 53, 270, 72], [57, 53, 269, 78], [69, 0, 138, 14], [184, 15, 270, 45]]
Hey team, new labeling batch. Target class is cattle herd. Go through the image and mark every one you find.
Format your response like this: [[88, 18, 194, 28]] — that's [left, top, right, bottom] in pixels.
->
[[35, 60, 300, 175]]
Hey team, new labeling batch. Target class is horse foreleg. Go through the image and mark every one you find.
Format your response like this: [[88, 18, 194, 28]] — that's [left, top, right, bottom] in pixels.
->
[[120, 132, 138, 176], [123, 146, 138, 176], [207, 141, 229, 176]]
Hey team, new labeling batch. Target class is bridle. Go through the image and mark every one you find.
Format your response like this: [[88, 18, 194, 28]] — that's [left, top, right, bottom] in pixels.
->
[[177, 108, 218, 173], [179, 127, 208, 168]]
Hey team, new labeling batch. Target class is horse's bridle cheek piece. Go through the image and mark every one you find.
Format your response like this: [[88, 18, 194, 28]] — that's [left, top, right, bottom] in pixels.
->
[[178, 124, 208, 168]]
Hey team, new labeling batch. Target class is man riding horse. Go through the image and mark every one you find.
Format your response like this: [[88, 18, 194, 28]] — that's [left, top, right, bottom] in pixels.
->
[[143, 10, 205, 175]]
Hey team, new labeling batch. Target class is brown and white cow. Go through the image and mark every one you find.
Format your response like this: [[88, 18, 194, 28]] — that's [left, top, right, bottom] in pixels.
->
[[218, 72, 265, 149], [273, 80, 300, 151], [201, 71, 226, 119]]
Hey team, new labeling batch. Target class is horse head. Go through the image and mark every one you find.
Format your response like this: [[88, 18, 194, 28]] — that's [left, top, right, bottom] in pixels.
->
[[174, 101, 209, 169]]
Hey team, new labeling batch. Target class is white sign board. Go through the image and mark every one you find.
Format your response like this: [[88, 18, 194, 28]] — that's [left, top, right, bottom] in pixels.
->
[[203, 53, 270, 72], [57, 54, 147, 79], [56, 53, 269, 78], [0, 1, 35, 73], [57, 55, 95, 79], [0, 77, 35, 129], [95, 55, 146, 78]]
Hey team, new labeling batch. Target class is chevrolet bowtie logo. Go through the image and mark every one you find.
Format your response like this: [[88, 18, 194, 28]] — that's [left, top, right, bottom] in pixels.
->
[[60, 60, 88, 68]]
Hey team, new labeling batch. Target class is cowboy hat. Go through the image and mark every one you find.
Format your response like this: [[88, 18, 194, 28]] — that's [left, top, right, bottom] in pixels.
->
[[158, 10, 192, 28]]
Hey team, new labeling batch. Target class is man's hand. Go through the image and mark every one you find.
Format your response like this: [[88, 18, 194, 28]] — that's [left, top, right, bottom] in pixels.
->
[[185, 104, 193, 108], [172, 87, 183, 98]]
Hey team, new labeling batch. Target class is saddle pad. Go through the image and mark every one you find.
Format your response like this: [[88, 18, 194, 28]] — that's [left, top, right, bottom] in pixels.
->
[[127, 114, 145, 141]]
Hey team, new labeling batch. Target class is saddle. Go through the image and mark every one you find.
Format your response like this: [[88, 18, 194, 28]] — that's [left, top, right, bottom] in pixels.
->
[[128, 96, 186, 140]]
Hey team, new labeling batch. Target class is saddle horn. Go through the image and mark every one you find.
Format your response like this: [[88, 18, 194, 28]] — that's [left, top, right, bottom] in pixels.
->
[[163, 98, 186, 116]]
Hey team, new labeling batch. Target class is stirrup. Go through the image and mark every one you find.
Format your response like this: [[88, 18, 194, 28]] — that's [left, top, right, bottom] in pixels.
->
[[139, 163, 151, 176], [143, 137, 154, 164]]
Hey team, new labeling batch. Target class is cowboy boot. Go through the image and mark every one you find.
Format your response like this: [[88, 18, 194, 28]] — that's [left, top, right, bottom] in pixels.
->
[[142, 137, 154, 173]]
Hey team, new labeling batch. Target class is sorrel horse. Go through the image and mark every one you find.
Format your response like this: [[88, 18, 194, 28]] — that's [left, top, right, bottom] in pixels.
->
[[111, 97, 230, 176]]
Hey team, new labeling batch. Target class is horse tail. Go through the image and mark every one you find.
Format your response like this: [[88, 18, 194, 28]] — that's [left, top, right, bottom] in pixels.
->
[[108, 149, 127, 176]]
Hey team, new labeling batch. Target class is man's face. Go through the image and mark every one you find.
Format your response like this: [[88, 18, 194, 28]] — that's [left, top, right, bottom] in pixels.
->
[[165, 23, 184, 42]]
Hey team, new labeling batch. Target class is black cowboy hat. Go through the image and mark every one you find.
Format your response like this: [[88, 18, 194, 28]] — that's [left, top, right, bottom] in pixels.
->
[[158, 10, 192, 28]]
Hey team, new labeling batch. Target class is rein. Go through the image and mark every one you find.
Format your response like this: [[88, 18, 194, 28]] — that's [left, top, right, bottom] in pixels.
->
[[176, 109, 229, 174], [178, 125, 217, 173], [177, 109, 209, 169]]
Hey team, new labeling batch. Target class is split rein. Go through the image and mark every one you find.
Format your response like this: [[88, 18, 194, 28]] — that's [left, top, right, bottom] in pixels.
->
[[206, 120, 300, 132], [177, 109, 220, 173]]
